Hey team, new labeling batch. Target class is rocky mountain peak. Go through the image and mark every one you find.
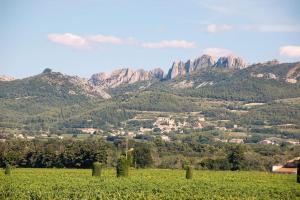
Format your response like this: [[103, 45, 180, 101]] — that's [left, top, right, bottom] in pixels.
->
[[193, 54, 216, 70], [214, 56, 246, 69], [149, 68, 164, 79], [90, 67, 164, 88], [166, 54, 246, 79], [167, 61, 186, 79]]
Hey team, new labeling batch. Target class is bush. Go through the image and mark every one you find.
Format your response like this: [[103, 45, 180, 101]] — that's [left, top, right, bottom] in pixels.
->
[[5, 164, 11, 175], [116, 156, 129, 177], [92, 162, 102, 177], [186, 165, 193, 179]]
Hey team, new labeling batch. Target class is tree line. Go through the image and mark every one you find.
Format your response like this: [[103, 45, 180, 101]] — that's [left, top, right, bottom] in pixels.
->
[[1, 138, 299, 171]]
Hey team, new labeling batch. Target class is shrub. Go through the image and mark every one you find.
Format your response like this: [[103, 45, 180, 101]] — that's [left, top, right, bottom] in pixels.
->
[[116, 156, 129, 177], [5, 164, 11, 175], [186, 165, 193, 179], [92, 162, 102, 177]]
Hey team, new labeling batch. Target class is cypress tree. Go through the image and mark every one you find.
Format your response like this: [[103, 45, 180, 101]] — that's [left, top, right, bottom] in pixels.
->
[[186, 165, 193, 179], [5, 164, 11, 175], [116, 156, 129, 177], [297, 160, 300, 183], [92, 162, 102, 177]]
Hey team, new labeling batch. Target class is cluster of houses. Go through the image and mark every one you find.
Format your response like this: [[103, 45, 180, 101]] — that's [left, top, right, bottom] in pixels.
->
[[214, 138, 244, 144], [7, 133, 64, 141], [153, 117, 203, 133]]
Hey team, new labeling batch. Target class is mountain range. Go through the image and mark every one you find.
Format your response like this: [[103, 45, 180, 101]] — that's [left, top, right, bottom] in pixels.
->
[[1, 54, 299, 99], [1, 54, 300, 135]]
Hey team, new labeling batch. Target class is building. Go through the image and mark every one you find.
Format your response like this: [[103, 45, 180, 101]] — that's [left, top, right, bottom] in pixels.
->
[[16, 134, 25, 139], [259, 139, 275, 145], [272, 157, 300, 174], [229, 138, 244, 144], [287, 141, 300, 145], [26, 136, 35, 140], [161, 135, 171, 142], [78, 128, 97, 134]]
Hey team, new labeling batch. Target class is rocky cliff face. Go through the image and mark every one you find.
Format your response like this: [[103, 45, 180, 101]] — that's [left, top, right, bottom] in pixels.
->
[[166, 55, 246, 79], [68, 76, 111, 99], [90, 55, 246, 85], [166, 61, 186, 79], [90, 67, 164, 88], [214, 56, 246, 69]]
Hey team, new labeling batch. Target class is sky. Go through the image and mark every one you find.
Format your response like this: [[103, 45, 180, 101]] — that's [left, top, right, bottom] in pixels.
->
[[1, 0, 300, 79]]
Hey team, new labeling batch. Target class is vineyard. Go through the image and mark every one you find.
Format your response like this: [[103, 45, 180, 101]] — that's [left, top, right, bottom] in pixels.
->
[[1, 168, 299, 200]]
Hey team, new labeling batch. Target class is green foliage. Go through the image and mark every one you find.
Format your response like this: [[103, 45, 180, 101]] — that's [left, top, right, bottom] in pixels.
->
[[116, 156, 129, 177], [133, 145, 153, 168], [122, 91, 200, 112], [185, 165, 193, 179], [1, 139, 299, 172], [0, 139, 108, 168], [227, 145, 245, 171], [200, 158, 230, 170], [240, 102, 300, 126], [92, 162, 102, 177], [4, 164, 11, 175]]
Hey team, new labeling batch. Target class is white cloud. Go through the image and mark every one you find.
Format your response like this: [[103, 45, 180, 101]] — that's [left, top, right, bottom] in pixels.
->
[[142, 40, 196, 49], [207, 24, 233, 33], [202, 48, 233, 57], [89, 35, 123, 44], [48, 33, 196, 50], [243, 24, 300, 32], [279, 45, 300, 58], [48, 33, 88, 48]]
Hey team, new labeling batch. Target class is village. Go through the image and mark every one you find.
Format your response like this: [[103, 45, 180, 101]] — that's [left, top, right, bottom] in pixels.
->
[[2, 114, 299, 148]]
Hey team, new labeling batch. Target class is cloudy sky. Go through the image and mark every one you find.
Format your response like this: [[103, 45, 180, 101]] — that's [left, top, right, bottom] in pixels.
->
[[1, 0, 300, 78]]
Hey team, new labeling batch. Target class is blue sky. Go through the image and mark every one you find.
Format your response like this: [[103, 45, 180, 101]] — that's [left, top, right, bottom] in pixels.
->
[[1, 0, 300, 78]]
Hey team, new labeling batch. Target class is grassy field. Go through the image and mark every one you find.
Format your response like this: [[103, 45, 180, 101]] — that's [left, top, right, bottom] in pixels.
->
[[0, 168, 299, 200]]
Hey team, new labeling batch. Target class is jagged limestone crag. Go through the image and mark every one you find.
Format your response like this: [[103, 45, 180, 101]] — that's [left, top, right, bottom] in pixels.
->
[[89, 68, 164, 88], [166, 55, 246, 79]]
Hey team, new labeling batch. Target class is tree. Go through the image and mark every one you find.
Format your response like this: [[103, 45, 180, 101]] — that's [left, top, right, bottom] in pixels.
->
[[227, 145, 245, 171], [133, 145, 153, 168], [92, 162, 102, 177]]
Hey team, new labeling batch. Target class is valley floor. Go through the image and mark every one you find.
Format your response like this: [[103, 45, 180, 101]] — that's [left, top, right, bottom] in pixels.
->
[[0, 168, 299, 200]]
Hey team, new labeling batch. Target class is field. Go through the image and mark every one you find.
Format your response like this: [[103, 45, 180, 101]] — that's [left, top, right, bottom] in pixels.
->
[[1, 168, 299, 200]]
